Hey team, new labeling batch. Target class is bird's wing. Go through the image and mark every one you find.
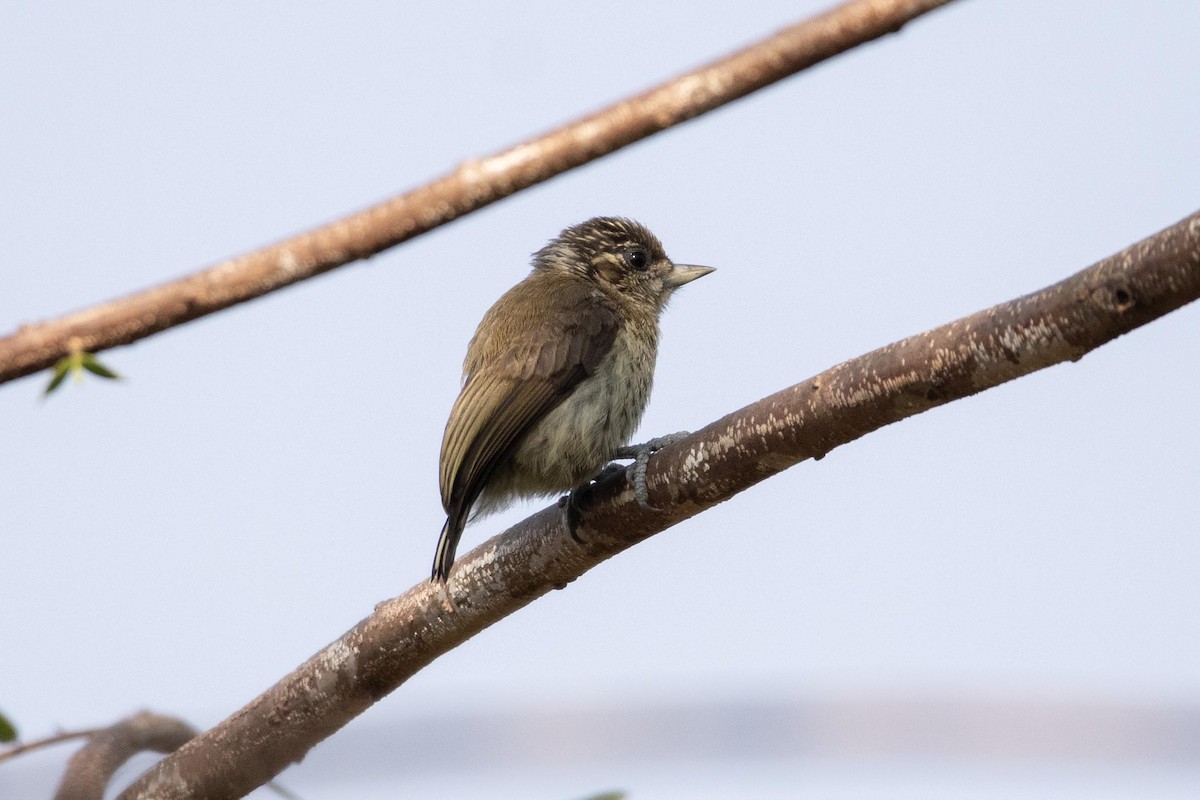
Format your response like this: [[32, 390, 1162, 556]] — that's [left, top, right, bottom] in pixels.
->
[[439, 291, 620, 520]]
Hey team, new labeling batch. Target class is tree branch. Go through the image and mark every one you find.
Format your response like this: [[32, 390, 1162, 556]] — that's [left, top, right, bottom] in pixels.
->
[[116, 212, 1200, 799], [0, 728, 102, 765], [0, 0, 955, 387], [52, 712, 195, 800]]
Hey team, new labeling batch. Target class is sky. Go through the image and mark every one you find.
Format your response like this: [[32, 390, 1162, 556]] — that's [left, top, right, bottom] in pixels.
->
[[2, 2, 1199, 798]]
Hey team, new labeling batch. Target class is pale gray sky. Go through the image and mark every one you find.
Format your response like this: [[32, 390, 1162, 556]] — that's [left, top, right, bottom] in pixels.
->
[[3, 2, 1199, 798]]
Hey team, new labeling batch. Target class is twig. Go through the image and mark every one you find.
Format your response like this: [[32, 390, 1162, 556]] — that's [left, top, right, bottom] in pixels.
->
[[0, 728, 103, 764]]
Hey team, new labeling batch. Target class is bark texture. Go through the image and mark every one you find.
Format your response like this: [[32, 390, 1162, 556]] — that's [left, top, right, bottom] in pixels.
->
[[118, 212, 1199, 800]]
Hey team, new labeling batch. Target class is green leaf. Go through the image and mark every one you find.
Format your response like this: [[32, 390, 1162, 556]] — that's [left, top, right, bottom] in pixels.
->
[[0, 710, 17, 743], [80, 353, 121, 380], [43, 350, 122, 398], [43, 356, 73, 396]]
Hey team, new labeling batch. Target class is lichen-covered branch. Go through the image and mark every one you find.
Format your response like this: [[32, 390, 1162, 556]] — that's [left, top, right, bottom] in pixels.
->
[[0, 0, 955, 387], [117, 212, 1199, 800]]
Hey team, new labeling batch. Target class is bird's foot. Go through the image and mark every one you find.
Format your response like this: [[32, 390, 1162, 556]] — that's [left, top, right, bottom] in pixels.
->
[[560, 486, 587, 544], [560, 463, 626, 543], [560, 431, 684, 538], [612, 431, 691, 511]]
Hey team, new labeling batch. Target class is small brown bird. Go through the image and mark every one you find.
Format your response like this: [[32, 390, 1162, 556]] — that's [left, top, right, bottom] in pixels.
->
[[433, 217, 713, 581]]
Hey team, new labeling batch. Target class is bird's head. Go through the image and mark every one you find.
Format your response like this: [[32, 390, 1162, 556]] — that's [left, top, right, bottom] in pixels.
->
[[533, 217, 714, 311]]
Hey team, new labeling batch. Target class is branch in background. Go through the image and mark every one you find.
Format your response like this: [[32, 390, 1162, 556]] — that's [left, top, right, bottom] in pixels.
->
[[0, 0, 956, 387], [0, 728, 102, 765], [51, 712, 194, 800], [116, 212, 1200, 800]]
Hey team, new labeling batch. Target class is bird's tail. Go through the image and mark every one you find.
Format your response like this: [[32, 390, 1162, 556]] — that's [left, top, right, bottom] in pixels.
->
[[432, 517, 461, 582]]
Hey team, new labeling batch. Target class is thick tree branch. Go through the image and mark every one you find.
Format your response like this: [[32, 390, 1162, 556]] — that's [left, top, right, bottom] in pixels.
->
[[0, 0, 955, 387], [117, 213, 1200, 799], [52, 712, 195, 800]]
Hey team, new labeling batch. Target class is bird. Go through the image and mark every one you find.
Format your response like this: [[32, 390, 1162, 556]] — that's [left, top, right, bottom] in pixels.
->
[[433, 216, 714, 582]]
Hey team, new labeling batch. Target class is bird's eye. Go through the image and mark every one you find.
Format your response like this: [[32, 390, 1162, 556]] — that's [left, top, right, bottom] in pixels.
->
[[625, 248, 649, 270]]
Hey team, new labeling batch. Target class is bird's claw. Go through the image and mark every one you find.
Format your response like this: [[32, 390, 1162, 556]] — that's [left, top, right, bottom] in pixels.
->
[[561, 489, 586, 544], [561, 434, 687, 540], [561, 462, 626, 542], [612, 431, 690, 511]]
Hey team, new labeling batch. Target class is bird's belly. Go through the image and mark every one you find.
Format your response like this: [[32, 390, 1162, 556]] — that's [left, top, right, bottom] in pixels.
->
[[498, 336, 654, 500]]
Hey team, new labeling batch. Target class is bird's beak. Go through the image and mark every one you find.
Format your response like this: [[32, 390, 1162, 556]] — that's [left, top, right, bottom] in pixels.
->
[[665, 263, 716, 289]]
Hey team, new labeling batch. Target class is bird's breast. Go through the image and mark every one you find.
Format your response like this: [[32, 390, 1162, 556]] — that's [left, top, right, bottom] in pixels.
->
[[508, 321, 659, 491]]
